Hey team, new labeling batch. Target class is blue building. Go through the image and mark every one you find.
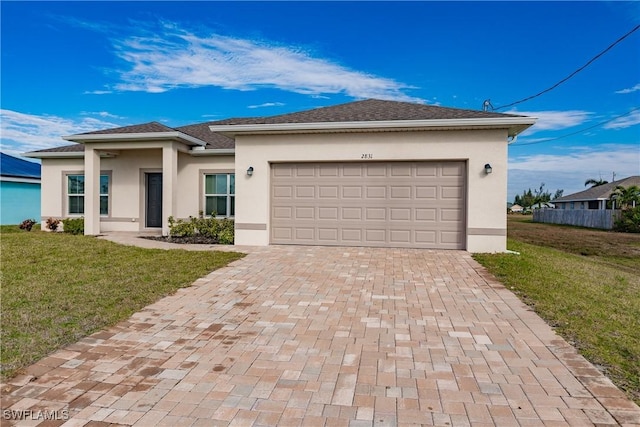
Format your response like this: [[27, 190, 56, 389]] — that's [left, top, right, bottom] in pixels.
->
[[1, 153, 41, 225]]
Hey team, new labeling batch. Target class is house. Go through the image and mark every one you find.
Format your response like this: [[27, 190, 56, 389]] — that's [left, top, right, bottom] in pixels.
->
[[509, 204, 524, 213], [0, 153, 41, 225], [24, 99, 535, 252], [553, 176, 640, 210]]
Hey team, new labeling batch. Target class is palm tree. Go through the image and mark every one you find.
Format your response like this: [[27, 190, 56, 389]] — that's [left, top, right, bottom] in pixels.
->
[[584, 178, 609, 188], [610, 185, 640, 210]]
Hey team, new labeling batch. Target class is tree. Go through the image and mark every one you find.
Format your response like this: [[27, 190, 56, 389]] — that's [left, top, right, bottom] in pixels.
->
[[513, 183, 563, 208], [610, 185, 640, 210], [584, 178, 609, 188], [553, 189, 564, 200]]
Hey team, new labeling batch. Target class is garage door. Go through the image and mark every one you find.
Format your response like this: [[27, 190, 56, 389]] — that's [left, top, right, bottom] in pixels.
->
[[271, 162, 466, 249]]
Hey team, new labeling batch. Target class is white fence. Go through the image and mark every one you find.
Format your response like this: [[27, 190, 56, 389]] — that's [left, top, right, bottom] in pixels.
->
[[533, 209, 621, 230]]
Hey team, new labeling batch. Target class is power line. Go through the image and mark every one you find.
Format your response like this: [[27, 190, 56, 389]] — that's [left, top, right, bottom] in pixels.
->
[[510, 108, 639, 147], [487, 24, 640, 111]]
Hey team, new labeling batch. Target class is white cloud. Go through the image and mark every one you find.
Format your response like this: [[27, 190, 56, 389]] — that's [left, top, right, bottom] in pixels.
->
[[81, 111, 124, 119], [83, 90, 113, 95], [603, 109, 640, 129], [107, 23, 422, 102], [615, 83, 640, 94], [506, 110, 592, 134], [0, 109, 119, 154], [507, 144, 640, 201], [247, 102, 285, 109]]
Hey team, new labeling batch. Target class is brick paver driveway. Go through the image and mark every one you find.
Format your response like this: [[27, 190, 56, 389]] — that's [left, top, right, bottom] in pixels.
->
[[2, 246, 639, 426]]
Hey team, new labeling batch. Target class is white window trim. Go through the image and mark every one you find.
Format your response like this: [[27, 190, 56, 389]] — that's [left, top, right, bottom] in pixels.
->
[[200, 170, 235, 218], [62, 170, 112, 218]]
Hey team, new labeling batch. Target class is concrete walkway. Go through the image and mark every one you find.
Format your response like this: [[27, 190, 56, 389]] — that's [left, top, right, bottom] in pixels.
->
[[2, 235, 639, 426]]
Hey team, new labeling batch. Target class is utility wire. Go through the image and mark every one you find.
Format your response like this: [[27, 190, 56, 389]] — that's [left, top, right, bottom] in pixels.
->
[[510, 108, 639, 147], [490, 24, 640, 111]]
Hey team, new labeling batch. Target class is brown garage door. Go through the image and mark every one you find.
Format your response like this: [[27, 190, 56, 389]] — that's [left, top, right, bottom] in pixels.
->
[[271, 162, 466, 249]]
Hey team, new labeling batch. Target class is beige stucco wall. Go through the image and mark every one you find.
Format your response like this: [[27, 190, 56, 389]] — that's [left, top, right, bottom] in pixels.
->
[[234, 129, 509, 252], [40, 149, 234, 232]]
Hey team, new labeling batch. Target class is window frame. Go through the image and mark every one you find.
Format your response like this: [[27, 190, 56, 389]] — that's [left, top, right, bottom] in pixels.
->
[[63, 171, 111, 217], [201, 170, 235, 218]]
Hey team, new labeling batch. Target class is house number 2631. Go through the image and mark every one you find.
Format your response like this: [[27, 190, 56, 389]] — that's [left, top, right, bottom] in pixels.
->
[[361, 154, 373, 159]]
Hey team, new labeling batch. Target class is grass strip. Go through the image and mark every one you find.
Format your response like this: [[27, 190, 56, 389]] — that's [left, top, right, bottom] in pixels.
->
[[474, 239, 640, 405], [0, 226, 244, 379]]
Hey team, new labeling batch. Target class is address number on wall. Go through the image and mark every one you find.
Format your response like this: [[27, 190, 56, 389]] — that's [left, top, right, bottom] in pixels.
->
[[361, 154, 373, 159]]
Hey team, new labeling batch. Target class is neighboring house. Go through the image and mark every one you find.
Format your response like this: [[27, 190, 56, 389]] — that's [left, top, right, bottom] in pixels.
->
[[509, 204, 524, 213], [25, 99, 535, 252], [553, 176, 640, 210], [531, 202, 554, 210], [0, 152, 41, 225]]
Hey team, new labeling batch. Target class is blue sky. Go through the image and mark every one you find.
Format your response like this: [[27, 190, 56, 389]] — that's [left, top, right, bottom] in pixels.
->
[[1, 1, 639, 202]]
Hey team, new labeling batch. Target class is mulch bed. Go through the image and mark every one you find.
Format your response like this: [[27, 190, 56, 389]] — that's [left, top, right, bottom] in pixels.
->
[[140, 236, 219, 245]]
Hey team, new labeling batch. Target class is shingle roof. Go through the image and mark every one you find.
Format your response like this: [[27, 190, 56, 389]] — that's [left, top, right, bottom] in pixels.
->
[[26, 99, 533, 155], [554, 176, 640, 202], [29, 144, 84, 154], [221, 99, 527, 125], [78, 121, 175, 135], [1, 152, 41, 178]]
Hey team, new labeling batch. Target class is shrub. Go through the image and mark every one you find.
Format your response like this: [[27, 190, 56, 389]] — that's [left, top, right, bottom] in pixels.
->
[[168, 216, 196, 237], [61, 218, 84, 235], [614, 206, 640, 233], [45, 217, 60, 231], [193, 213, 220, 238], [218, 218, 235, 244], [19, 219, 36, 231], [167, 214, 234, 244]]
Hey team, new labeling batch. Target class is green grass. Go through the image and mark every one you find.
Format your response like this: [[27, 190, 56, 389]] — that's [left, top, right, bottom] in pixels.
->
[[474, 238, 640, 404], [0, 226, 244, 379]]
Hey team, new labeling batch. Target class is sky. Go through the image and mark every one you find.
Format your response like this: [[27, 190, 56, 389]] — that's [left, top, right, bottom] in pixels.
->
[[1, 1, 639, 202]]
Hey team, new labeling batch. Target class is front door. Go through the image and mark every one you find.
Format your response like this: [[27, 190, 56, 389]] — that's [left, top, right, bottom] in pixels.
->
[[146, 173, 162, 228]]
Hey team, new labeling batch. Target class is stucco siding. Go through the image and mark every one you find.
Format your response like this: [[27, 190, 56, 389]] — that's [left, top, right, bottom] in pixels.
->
[[41, 151, 234, 232], [234, 129, 509, 252]]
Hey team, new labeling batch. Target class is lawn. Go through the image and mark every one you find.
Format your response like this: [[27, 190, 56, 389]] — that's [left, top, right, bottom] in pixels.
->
[[0, 226, 244, 380], [474, 216, 640, 404]]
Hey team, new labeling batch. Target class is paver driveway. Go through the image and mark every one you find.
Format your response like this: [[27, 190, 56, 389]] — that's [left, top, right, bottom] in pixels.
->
[[2, 245, 639, 426]]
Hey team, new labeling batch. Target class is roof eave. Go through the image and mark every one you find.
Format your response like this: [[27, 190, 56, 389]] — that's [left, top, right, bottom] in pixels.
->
[[209, 117, 537, 138], [189, 148, 235, 156], [63, 131, 207, 146], [23, 151, 84, 159]]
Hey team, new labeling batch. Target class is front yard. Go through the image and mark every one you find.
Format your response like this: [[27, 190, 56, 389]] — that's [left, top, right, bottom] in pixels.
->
[[0, 226, 244, 380], [474, 216, 640, 404]]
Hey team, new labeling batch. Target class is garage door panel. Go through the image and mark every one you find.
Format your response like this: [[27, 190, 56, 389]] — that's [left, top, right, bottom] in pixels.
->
[[295, 207, 315, 220], [390, 208, 411, 221], [295, 228, 314, 240], [365, 207, 386, 221], [342, 207, 362, 220], [365, 229, 386, 243], [390, 230, 411, 243], [318, 207, 338, 220], [319, 165, 339, 177], [441, 186, 464, 199], [273, 186, 293, 198], [342, 228, 362, 242], [416, 186, 437, 199], [273, 206, 293, 219], [318, 228, 338, 241], [390, 186, 411, 199], [318, 186, 338, 198], [366, 187, 386, 198], [271, 162, 466, 249]]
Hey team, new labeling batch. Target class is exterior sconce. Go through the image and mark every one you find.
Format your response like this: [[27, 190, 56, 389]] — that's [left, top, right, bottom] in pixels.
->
[[247, 166, 254, 176], [484, 163, 492, 174]]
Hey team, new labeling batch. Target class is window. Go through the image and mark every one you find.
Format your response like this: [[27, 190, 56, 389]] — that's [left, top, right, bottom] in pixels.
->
[[204, 173, 235, 217], [67, 174, 109, 215]]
